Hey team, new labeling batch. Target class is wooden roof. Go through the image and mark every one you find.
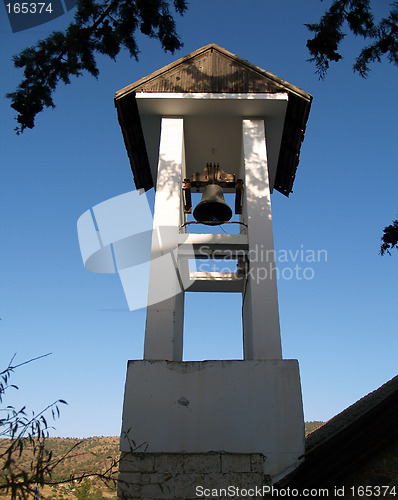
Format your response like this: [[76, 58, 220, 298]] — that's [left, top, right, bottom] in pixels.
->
[[115, 43, 312, 196], [276, 374, 398, 489]]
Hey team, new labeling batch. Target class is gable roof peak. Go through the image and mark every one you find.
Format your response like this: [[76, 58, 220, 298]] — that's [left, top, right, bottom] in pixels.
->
[[115, 43, 311, 101]]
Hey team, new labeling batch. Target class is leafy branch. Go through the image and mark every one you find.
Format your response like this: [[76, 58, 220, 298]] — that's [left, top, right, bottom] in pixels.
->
[[380, 219, 398, 256], [306, 0, 398, 78], [0, 355, 148, 499], [1, 355, 69, 498], [7, 0, 187, 133]]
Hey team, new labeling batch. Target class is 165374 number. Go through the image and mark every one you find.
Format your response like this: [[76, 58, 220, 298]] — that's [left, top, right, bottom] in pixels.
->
[[350, 485, 397, 497], [6, 2, 53, 13]]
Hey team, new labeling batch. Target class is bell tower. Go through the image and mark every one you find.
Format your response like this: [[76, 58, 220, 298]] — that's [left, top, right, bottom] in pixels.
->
[[114, 44, 312, 497]]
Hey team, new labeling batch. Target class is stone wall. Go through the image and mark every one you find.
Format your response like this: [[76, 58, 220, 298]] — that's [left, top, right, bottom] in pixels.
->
[[118, 452, 268, 499], [340, 437, 398, 499]]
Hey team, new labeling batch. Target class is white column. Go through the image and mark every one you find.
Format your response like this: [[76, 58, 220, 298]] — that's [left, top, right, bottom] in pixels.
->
[[144, 118, 185, 361], [242, 119, 282, 360]]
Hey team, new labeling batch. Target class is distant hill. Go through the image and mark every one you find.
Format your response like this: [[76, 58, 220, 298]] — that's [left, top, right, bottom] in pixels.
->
[[305, 421, 325, 435], [1, 425, 325, 498], [0, 436, 120, 500]]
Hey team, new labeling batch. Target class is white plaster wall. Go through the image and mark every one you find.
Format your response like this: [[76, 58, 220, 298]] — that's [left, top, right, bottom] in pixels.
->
[[120, 359, 304, 478]]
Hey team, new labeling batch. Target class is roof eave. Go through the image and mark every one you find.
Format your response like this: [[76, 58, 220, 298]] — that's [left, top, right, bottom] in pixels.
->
[[115, 92, 154, 191], [276, 375, 398, 489]]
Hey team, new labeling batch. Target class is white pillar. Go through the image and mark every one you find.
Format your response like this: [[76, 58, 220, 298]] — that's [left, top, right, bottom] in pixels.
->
[[144, 118, 185, 361], [242, 119, 282, 360]]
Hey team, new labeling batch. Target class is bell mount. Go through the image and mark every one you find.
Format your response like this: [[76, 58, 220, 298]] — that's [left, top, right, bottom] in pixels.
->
[[182, 162, 244, 215]]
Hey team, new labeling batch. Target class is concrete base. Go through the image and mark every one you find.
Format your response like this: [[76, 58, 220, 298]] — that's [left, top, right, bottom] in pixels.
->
[[120, 360, 304, 481]]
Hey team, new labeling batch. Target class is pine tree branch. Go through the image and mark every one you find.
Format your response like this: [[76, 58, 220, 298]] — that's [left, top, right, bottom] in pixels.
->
[[380, 219, 398, 256], [7, 0, 187, 134], [306, 0, 397, 78]]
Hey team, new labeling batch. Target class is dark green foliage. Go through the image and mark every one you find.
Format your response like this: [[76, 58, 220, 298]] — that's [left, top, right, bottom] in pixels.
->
[[8, 1, 397, 132], [306, 2, 397, 256], [380, 219, 398, 256], [306, 0, 398, 78], [73, 478, 94, 499], [7, 0, 187, 133]]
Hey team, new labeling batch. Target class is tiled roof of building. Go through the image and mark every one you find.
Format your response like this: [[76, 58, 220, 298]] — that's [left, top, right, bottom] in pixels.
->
[[277, 374, 398, 489]]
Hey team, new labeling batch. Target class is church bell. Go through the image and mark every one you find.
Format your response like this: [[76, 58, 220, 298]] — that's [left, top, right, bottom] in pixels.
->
[[193, 183, 233, 225]]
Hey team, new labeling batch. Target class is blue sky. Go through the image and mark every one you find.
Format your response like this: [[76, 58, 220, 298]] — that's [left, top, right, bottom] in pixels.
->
[[1, 1, 397, 438]]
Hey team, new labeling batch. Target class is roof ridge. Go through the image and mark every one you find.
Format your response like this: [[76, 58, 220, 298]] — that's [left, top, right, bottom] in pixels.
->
[[306, 373, 398, 452]]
